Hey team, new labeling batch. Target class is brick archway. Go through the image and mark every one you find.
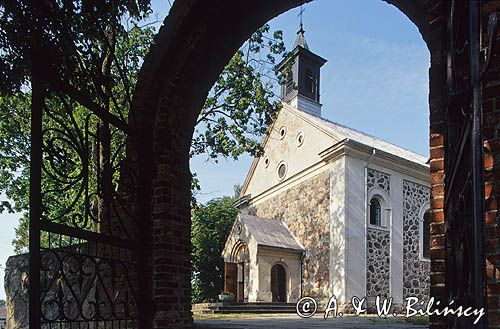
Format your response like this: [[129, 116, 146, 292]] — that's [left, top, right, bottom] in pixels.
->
[[125, 1, 450, 328]]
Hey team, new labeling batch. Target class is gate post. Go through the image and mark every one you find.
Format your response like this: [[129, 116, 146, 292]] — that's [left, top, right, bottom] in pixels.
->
[[28, 51, 43, 329]]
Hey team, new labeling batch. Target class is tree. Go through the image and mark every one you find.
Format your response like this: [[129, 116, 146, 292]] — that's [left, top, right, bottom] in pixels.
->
[[191, 196, 237, 303], [0, 23, 157, 253], [0, 1, 287, 252], [191, 24, 287, 160]]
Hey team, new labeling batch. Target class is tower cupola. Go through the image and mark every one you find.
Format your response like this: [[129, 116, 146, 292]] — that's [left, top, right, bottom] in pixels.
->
[[277, 23, 327, 117]]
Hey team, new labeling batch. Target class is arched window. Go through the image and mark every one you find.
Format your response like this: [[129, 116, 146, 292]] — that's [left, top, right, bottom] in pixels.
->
[[369, 198, 382, 226], [422, 210, 431, 259], [305, 68, 314, 94]]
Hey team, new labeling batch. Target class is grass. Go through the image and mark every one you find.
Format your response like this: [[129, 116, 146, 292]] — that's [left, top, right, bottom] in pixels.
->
[[193, 313, 291, 320], [404, 316, 429, 325]]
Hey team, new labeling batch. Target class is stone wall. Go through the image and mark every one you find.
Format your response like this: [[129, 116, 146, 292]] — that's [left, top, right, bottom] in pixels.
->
[[366, 228, 390, 298], [249, 170, 330, 302], [403, 180, 430, 301], [4, 244, 138, 329], [366, 169, 391, 299], [4, 254, 28, 329], [367, 169, 390, 194]]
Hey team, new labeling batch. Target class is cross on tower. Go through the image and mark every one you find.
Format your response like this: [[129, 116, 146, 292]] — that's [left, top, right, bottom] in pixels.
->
[[298, 5, 305, 31]]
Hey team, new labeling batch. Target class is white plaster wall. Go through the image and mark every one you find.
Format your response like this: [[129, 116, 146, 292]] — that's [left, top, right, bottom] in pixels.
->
[[389, 171, 404, 304], [290, 94, 322, 117], [256, 247, 302, 302], [243, 106, 337, 200], [221, 217, 260, 302], [247, 234, 259, 302], [329, 156, 347, 303], [368, 162, 428, 303], [344, 157, 429, 304], [344, 156, 367, 301]]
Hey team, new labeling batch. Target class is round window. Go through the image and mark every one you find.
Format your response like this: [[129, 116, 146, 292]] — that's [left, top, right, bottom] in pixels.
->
[[296, 132, 304, 147], [277, 162, 287, 180], [279, 126, 286, 139], [264, 157, 270, 168]]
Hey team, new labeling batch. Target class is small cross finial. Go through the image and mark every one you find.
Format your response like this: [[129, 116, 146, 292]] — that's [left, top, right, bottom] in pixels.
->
[[298, 5, 305, 32]]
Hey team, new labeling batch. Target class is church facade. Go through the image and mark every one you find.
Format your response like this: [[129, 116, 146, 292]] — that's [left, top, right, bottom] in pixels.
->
[[222, 27, 430, 308]]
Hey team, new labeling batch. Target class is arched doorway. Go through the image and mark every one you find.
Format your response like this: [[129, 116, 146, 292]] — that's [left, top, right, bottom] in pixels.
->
[[271, 264, 287, 303], [233, 243, 250, 303]]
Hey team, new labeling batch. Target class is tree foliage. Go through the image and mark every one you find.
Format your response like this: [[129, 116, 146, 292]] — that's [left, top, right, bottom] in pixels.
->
[[0, 0, 152, 95], [0, 1, 287, 255], [0, 24, 156, 253], [191, 24, 288, 160], [191, 196, 238, 303]]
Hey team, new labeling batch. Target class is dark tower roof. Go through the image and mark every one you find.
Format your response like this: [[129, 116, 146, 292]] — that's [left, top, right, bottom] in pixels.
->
[[294, 24, 309, 50], [276, 21, 326, 117]]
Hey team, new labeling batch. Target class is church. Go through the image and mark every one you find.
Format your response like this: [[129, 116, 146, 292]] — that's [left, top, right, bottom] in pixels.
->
[[222, 25, 431, 309]]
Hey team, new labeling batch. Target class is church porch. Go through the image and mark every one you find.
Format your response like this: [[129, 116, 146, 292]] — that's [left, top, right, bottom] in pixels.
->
[[222, 214, 304, 303]]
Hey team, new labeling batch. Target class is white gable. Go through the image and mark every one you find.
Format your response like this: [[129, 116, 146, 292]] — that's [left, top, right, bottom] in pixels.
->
[[240, 102, 428, 202], [241, 105, 337, 200]]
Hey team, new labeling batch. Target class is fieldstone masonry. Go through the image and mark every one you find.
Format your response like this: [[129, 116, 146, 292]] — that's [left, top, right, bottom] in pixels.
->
[[366, 169, 391, 299], [249, 171, 331, 301], [403, 180, 430, 301], [4, 254, 28, 329], [367, 169, 390, 194], [366, 229, 391, 298]]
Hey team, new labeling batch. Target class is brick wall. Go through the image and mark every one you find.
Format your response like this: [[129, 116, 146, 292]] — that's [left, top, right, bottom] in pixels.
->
[[483, 2, 500, 327], [424, 1, 447, 328]]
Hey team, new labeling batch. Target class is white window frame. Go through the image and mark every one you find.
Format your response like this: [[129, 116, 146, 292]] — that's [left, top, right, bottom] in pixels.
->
[[367, 187, 391, 231]]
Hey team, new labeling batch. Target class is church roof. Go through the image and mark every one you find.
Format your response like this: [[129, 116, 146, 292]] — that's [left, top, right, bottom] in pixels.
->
[[294, 25, 309, 50], [239, 214, 304, 251], [287, 105, 429, 166]]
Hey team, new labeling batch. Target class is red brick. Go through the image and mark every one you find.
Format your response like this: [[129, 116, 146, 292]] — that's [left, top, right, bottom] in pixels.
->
[[487, 211, 498, 225], [430, 146, 445, 159], [430, 134, 444, 148]]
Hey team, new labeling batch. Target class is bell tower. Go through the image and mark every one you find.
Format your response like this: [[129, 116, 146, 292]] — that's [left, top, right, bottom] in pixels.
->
[[277, 23, 327, 117]]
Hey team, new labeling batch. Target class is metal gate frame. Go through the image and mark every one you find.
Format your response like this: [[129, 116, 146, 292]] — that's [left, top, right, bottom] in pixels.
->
[[28, 46, 144, 329], [444, 0, 486, 328]]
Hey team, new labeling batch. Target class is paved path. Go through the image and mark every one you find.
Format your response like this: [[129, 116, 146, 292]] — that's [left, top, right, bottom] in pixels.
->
[[195, 314, 427, 328]]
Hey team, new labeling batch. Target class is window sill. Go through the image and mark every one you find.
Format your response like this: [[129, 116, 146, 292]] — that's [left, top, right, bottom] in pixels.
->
[[367, 224, 390, 232]]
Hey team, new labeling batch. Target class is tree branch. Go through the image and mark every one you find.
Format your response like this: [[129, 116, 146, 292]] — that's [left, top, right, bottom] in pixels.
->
[[48, 78, 131, 134]]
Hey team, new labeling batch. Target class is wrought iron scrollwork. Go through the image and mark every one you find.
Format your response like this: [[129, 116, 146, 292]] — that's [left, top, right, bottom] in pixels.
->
[[444, 1, 485, 328], [30, 91, 140, 328]]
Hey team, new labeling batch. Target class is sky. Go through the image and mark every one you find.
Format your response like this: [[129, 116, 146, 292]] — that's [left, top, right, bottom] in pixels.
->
[[0, 0, 429, 299], [190, 0, 430, 203]]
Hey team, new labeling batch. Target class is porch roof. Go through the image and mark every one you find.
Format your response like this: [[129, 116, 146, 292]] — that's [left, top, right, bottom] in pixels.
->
[[239, 214, 304, 251]]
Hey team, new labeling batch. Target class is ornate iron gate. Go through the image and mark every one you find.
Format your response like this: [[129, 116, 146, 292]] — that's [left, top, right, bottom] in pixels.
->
[[444, 0, 485, 328], [28, 64, 142, 328]]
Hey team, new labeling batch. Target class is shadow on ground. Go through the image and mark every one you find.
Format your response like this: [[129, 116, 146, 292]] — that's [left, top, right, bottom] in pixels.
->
[[194, 314, 428, 329]]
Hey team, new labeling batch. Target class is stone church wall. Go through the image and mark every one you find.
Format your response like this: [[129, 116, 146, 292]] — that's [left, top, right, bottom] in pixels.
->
[[249, 170, 331, 302], [366, 228, 390, 298], [402, 180, 430, 300], [366, 169, 391, 299]]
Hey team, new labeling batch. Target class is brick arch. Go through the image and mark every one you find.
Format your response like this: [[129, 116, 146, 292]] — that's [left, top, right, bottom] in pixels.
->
[[125, 1, 447, 328]]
